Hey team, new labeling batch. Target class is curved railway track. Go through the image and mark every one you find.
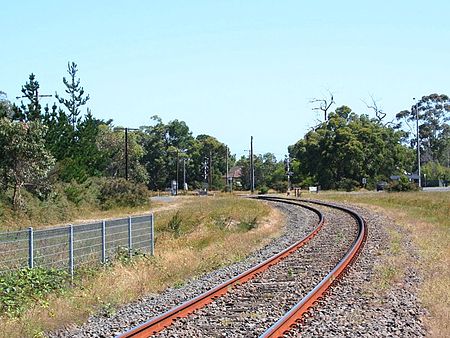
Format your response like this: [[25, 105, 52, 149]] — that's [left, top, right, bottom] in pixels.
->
[[118, 197, 367, 338]]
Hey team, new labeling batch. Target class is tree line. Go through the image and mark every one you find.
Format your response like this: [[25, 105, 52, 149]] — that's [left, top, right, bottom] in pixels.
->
[[1, 63, 449, 213], [289, 95, 450, 190], [0, 63, 290, 211]]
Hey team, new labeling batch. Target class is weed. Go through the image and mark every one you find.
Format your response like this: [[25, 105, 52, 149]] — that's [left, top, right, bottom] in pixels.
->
[[0, 267, 69, 317], [378, 265, 398, 289], [168, 211, 183, 236], [115, 246, 149, 265], [238, 216, 258, 231], [173, 280, 185, 289], [213, 215, 232, 229]]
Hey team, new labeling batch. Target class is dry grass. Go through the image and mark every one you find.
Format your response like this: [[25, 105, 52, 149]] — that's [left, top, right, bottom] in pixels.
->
[[0, 196, 284, 337], [311, 191, 450, 338]]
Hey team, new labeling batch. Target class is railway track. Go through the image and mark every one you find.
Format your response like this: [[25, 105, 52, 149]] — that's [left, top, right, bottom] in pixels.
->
[[118, 197, 367, 338]]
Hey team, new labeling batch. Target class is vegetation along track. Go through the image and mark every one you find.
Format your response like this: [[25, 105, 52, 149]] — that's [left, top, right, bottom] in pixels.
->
[[118, 197, 367, 338]]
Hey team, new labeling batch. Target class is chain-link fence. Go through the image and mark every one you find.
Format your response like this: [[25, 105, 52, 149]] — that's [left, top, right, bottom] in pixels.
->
[[0, 214, 154, 276]]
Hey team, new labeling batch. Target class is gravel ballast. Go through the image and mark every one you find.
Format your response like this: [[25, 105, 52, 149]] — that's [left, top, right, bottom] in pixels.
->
[[48, 199, 427, 337], [287, 201, 427, 338], [49, 201, 318, 337]]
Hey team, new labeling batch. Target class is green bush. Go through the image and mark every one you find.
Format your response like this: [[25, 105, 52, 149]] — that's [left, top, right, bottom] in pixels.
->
[[0, 267, 69, 317], [258, 186, 269, 195], [99, 178, 149, 209], [272, 181, 288, 193], [238, 216, 258, 231], [386, 175, 419, 192], [336, 178, 359, 192]]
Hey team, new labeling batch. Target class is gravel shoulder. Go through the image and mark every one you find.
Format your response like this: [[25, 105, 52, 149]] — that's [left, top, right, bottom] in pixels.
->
[[291, 201, 427, 337]]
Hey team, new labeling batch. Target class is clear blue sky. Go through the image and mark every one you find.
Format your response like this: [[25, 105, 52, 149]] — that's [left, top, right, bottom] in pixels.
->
[[1, 1, 449, 159]]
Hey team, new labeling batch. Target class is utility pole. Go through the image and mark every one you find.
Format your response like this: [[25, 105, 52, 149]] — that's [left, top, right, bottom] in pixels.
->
[[16, 89, 52, 103], [209, 150, 213, 189], [414, 98, 422, 188], [285, 155, 291, 192], [183, 158, 187, 191], [203, 157, 209, 193], [115, 127, 139, 180], [250, 136, 254, 194], [225, 146, 229, 191], [203, 158, 208, 182], [176, 149, 180, 195], [16, 89, 52, 119], [125, 128, 129, 180]]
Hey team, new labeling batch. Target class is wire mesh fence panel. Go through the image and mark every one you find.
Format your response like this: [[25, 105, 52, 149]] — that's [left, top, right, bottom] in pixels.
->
[[0, 214, 154, 276], [0, 230, 29, 272], [131, 220, 152, 252], [73, 222, 103, 266], [34, 227, 70, 270], [105, 218, 129, 259]]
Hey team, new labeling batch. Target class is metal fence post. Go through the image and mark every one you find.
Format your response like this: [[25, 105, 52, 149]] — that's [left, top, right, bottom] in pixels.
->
[[28, 227, 34, 269], [150, 214, 154, 256], [69, 225, 74, 278], [128, 216, 132, 258], [101, 220, 106, 264]]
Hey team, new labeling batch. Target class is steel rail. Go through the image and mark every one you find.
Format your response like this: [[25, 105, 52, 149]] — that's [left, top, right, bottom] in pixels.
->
[[118, 199, 324, 338], [259, 198, 367, 337]]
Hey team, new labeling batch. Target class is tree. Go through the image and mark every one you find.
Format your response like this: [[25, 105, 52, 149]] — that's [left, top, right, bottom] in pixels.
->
[[42, 104, 73, 161], [191, 134, 228, 190], [0, 91, 13, 119], [96, 125, 148, 184], [14, 74, 42, 122], [141, 117, 197, 190], [396, 93, 450, 164], [55, 62, 90, 131], [289, 106, 414, 190], [0, 119, 54, 209]]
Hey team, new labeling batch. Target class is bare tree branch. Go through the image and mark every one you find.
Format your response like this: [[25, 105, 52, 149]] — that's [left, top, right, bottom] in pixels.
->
[[310, 90, 335, 121], [362, 94, 386, 122]]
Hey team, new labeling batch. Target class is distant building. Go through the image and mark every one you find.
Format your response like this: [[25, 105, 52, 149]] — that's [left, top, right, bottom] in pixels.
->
[[225, 166, 243, 188]]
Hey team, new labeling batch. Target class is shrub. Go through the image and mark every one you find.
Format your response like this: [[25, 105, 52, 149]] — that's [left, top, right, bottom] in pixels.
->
[[258, 186, 269, 195], [238, 216, 258, 231], [386, 175, 419, 192], [99, 178, 149, 209], [272, 181, 288, 193], [336, 178, 359, 192], [0, 267, 69, 317]]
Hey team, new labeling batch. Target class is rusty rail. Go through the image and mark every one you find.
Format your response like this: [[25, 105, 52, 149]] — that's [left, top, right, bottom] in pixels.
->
[[118, 199, 324, 338], [259, 198, 367, 337]]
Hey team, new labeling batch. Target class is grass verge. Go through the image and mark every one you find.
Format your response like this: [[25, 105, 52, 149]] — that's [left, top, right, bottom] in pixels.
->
[[0, 196, 284, 337], [308, 191, 449, 338]]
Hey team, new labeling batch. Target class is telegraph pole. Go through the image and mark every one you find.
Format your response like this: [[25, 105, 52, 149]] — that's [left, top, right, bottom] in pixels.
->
[[125, 128, 128, 180], [183, 158, 187, 191], [16, 89, 52, 104], [176, 149, 180, 195], [250, 136, 254, 194], [16, 89, 52, 118], [414, 98, 422, 188], [209, 150, 213, 189], [115, 127, 139, 180], [203, 158, 208, 182], [225, 146, 229, 191], [285, 155, 291, 192]]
